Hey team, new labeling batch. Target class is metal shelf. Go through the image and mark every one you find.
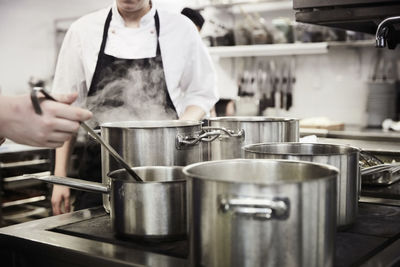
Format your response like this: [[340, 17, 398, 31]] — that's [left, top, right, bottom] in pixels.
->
[[208, 42, 328, 57], [193, 0, 292, 13], [208, 40, 375, 58], [2, 195, 46, 208]]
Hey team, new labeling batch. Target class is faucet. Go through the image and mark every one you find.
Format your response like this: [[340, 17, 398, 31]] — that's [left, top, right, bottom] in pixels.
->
[[376, 16, 400, 49]]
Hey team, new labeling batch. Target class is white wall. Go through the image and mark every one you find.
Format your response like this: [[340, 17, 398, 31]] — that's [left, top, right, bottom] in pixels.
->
[[0, 0, 111, 95], [0, 0, 188, 95]]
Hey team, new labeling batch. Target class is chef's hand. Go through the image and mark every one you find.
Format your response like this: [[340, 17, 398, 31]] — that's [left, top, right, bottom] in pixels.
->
[[179, 105, 205, 121], [0, 93, 92, 148], [51, 185, 71, 215]]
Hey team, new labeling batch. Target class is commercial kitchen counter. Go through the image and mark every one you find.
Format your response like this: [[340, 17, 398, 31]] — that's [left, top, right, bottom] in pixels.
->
[[302, 125, 400, 156], [0, 208, 185, 267], [301, 125, 400, 144], [1, 200, 400, 267]]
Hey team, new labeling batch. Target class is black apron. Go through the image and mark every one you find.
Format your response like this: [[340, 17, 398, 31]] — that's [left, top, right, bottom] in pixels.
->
[[74, 9, 178, 211]]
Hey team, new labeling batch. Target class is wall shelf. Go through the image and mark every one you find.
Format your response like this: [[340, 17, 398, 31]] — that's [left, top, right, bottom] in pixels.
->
[[193, 0, 292, 13], [208, 42, 328, 57], [208, 40, 375, 58]]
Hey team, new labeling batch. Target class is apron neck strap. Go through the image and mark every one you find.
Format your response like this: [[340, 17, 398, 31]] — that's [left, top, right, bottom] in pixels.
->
[[99, 9, 161, 57]]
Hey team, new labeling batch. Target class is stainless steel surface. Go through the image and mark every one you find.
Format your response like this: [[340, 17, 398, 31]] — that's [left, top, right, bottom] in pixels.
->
[[183, 159, 338, 267], [244, 143, 360, 228], [28, 175, 110, 194], [0, 208, 186, 267], [316, 137, 400, 154], [27, 166, 187, 239], [109, 166, 186, 239], [205, 116, 299, 160], [0, 158, 49, 168], [3, 171, 51, 190], [176, 126, 244, 149], [360, 196, 400, 206], [101, 120, 203, 212], [81, 122, 142, 182], [375, 16, 400, 48], [219, 196, 289, 220], [1, 195, 46, 208], [300, 127, 400, 143], [1, 200, 399, 266]]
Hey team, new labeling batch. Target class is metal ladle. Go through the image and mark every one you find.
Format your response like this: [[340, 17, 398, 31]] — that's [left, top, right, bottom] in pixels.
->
[[31, 87, 143, 182]]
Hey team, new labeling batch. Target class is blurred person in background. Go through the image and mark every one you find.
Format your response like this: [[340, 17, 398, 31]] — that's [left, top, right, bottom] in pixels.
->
[[181, 7, 205, 32], [181, 7, 236, 117], [51, 0, 218, 215]]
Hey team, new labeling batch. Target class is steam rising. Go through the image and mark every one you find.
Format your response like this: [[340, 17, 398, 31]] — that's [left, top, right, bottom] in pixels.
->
[[85, 60, 177, 127]]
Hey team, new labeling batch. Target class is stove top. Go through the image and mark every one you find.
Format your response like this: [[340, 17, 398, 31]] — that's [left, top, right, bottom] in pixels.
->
[[362, 181, 400, 200], [1, 202, 400, 267], [51, 202, 400, 267], [51, 214, 188, 259]]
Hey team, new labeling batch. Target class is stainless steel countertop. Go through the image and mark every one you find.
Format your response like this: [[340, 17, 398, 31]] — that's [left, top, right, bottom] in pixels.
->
[[301, 126, 400, 143], [1, 200, 400, 267], [300, 125, 400, 154], [0, 208, 185, 267], [317, 137, 400, 154]]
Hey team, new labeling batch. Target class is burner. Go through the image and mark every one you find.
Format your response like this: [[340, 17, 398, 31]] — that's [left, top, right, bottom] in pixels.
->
[[51, 214, 188, 259]]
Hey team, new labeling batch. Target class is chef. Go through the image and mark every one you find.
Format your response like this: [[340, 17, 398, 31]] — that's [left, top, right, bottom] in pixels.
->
[[51, 0, 219, 214]]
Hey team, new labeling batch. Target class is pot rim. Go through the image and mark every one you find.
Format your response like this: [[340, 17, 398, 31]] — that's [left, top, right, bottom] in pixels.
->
[[108, 166, 186, 184], [183, 159, 338, 186], [100, 120, 202, 129], [243, 142, 360, 156], [206, 116, 299, 122]]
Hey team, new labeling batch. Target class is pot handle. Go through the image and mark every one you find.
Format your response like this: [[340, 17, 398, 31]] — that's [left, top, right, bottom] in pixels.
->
[[23, 174, 110, 194], [176, 127, 245, 149], [219, 196, 289, 221], [176, 130, 220, 149], [202, 126, 245, 140]]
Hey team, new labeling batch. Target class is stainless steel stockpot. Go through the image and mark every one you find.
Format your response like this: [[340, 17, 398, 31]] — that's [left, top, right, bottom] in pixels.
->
[[244, 142, 360, 228], [100, 120, 205, 212], [31, 166, 186, 240], [204, 116, 299, 160], [183, 159, 338, 267]]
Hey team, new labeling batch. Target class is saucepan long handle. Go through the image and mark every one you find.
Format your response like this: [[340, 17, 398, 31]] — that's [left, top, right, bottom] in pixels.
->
[[23, 174, 110, 194]]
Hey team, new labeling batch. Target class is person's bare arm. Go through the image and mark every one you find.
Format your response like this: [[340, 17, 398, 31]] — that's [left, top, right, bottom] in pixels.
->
[[179, 105, 206, 121], [51, 137, 76, 215], [0, 93, 91, 147]]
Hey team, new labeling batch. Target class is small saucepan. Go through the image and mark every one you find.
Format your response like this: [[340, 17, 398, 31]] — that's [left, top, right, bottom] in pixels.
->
[[26, 166, 186, 240]]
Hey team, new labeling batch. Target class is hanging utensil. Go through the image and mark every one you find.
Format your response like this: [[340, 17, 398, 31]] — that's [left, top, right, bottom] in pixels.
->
[[286, 57, 296, 111], [30, 87, 143, 182]]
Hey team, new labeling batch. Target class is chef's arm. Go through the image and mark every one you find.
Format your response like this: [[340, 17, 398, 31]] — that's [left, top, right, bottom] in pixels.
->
[[179, 105, 205, 121], [52, 137, 76, 215]]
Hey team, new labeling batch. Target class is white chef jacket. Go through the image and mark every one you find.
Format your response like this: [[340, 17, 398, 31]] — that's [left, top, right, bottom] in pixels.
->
[[52, 3, 219, 117]]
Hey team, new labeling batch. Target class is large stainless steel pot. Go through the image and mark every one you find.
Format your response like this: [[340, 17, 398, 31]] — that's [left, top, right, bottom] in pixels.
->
[[28, 166, 186, 240], [204, 116, 299, 160], [100, 120, 207, 212], [244, 143, 360, 228], [183, 159, 338, 267]]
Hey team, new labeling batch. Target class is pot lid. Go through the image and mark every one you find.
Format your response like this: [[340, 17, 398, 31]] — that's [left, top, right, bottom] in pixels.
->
[[101, 120, 202, 129]]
